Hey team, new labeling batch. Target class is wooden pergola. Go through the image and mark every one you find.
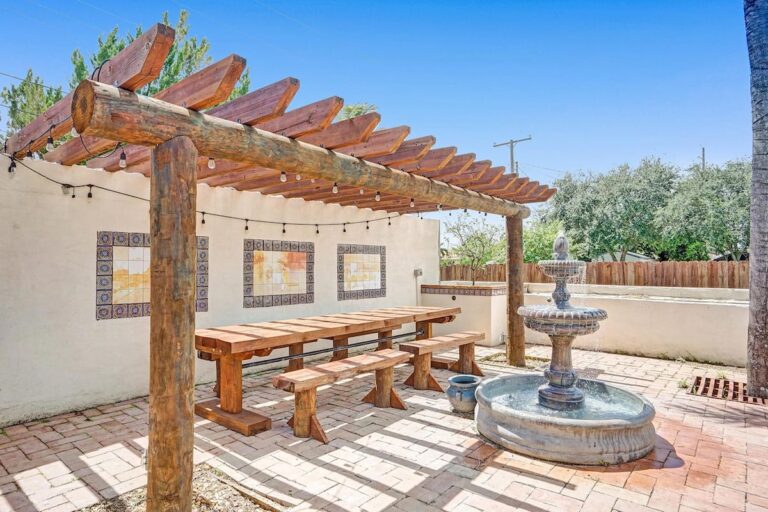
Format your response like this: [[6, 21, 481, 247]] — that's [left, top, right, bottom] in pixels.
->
[[6, 23, 554, 511]]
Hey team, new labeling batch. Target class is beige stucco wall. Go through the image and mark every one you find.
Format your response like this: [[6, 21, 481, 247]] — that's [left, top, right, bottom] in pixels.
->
[[420, 284, 506, 346], [0, 156, 440, 426], [524, 283, 749, 367]]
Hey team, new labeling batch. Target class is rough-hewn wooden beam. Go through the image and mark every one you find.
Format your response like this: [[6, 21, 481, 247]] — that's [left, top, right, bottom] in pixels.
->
[[146, 136, 197, 511], [7, 23, 175, 157], [202, 111, 377, 188], [506, 213, 526, 367], [72, 80, 530, 217], [47, 54, 246, 165], [88, 77, 300, 171]]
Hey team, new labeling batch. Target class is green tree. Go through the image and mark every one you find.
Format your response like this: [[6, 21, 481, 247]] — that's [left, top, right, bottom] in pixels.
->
[[442, 213, 505, 284], [543, 158, 678, 261], [656, 161, 751, 261], [523, 217, 563, 263], [0, 70, 63, 136], [337, 103, 377, 121]]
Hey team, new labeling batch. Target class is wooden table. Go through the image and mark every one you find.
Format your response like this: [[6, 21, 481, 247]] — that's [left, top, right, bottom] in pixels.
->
[[194, 306, 460, 435]]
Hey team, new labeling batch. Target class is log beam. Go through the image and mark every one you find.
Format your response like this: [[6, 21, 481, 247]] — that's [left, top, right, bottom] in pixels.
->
[[506, 214, 526, 367], [146, 136, 198, 511], [72, 80, 530, 217]]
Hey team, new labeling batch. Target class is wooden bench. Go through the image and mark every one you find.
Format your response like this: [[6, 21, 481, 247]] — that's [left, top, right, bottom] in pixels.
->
[[272, 348, 411, 443], [400, 331, 485, 392]]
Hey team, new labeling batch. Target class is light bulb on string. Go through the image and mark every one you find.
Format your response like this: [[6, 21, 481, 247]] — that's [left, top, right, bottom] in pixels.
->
[[70, 127, 79, 138], [437, 204, 442, 211], [244, 219, 249, 231], [282, 223, 286, 234], [295, 174, 301, 181], [388, 217, 391, 226], [280, 171, 287, 182], [315, 224, 319, 235], [332, 183, 338, 194], [207, 157, 216, 170], [87, 185, 93, 198], [409, 198, 415, 208], [45, 136, 54, 152], [366, 221, 369, 230], [359, 188, 364, 195], [343, 223, 347, 233], [119, 151, 127, 169], [375, 191, 381, 202], [8, 160, 15, 174]]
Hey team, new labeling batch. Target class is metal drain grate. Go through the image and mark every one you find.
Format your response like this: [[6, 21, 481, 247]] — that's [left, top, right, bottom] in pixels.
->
[[689, 376, 767, 405]]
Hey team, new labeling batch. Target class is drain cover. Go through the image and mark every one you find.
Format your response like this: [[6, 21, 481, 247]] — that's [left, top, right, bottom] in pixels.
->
[[689, 376, 767, 405]]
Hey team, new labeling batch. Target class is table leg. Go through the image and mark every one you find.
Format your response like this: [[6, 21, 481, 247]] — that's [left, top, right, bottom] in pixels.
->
[[214, 358, 221, 398], [331, 336, 349, 361], [416, 321, 432, 340], [287, 343, 304, 372], [377, 330, 393, 350], [458, 343, 474, 375], [194, 353, 271, 436]]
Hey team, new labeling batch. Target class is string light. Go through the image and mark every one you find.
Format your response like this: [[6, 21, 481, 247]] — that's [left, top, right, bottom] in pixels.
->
[[45, 135, 55, 152], [7, 159, 15, 174], [315, 224, 319, 234], [207, 157, 216, 170], [311, 178, 316, 183], [359, 188, 364, 195], [375, 191, 381, 202], [244, 219, 249, 231], [343, 223, 347, 233], [71, 186, 76, 199], [388, 217, 391, 226], [70, 127, 79, 138], [295, 173, 301, 181], [437, 204, 442, 211], [332, 182, 338, 194], [279, 171, 287, 182], [87, 185, 93, 198], [282, 223, 286, 234], [119, 150, 127, 169], [201, 212, 206, 224], [463, 208, 467, 213], [366, 221, 369, 230], [409, 198, 415, 208]]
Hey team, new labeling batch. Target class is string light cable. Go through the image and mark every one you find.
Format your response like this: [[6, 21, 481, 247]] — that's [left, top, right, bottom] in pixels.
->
[[3, 153, 402, 230]]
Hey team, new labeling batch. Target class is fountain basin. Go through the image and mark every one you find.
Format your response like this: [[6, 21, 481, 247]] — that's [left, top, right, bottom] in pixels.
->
[[475, 374, 656, 465]]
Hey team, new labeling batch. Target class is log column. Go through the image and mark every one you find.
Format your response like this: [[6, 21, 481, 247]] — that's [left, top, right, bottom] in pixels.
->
[[506, 214, 526, 367], [147, 136, 198, 512]]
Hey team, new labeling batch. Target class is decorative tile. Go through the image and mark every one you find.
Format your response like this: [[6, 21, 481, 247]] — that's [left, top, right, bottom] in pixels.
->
[[337, 244, 386, 301], [96, 232, 209, 320], [420, 284, 507, 296], [243, 239, 314, 308]]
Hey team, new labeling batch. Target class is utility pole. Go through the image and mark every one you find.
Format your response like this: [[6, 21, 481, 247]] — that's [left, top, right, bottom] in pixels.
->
[[494, 135, 532, 177], [701, 147, 706, 172]]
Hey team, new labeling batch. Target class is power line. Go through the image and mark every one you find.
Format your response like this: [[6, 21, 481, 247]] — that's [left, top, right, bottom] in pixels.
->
[[0, 71, 64, 93]]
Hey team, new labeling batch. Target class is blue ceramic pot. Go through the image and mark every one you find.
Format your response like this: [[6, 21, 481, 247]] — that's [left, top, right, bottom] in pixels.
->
[[446, 374, 482, 413]]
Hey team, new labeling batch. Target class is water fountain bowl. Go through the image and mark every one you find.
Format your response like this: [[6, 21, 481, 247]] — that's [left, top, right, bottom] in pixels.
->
[[475, 374, 656, 465]]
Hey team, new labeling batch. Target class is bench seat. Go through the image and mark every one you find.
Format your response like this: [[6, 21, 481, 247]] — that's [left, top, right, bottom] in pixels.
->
[[399, 331, 485, 392], [272, 348, 410, 443]]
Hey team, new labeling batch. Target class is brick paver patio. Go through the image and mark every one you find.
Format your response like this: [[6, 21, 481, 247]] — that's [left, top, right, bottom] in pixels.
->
[[1, 346, 766, 512]]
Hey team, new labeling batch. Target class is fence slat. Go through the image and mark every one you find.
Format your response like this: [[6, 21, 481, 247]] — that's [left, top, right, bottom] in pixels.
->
[[440, 261, 749, 289]]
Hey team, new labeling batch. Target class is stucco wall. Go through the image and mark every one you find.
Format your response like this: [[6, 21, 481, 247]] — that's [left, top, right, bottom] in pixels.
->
[[0, 156, 440, 426], [524, 283, 748, 367]]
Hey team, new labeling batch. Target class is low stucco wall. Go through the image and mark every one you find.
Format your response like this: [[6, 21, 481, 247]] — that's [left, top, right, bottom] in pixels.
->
[[524, 283, 748, 366], [0, 157, 440, 426], [422, 281, 749, 367]]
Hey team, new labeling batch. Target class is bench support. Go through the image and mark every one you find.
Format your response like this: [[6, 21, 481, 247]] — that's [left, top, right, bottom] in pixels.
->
[[287, 388, 329, 444], [287, 343, 304, 372], [404, 353, 444, 392], [362, 367, 407, 410]]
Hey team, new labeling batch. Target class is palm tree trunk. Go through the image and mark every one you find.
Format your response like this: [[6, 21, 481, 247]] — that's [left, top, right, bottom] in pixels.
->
[[746, 0, 768, 397]]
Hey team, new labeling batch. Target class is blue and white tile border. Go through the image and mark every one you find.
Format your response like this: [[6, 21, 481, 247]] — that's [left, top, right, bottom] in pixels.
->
[[337, 244, 386, 301], [243, 239, 315, 308]]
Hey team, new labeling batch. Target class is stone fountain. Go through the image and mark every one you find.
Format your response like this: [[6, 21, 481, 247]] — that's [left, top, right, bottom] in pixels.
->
[[475, 234, 656, 465]]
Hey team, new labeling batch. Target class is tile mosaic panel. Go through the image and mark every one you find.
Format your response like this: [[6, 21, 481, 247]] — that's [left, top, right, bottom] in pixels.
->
[[96, 232, 208, 320], [337, 244, 386, 301], [243, 239, 314, 308], [420, 284, 507, 296]]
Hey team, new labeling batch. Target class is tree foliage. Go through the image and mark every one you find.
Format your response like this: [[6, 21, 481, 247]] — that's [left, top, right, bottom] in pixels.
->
[[337, 103, 377, 121], [442, 213, 505, 284], [2, 10, 249, 135], [522, 217, 564, 263], [656, 161, 751, 260], [0, 70, 63, 135]]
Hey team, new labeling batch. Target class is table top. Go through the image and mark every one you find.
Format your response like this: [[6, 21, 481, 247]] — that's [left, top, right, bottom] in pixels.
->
[[196, 306, 461, 355]]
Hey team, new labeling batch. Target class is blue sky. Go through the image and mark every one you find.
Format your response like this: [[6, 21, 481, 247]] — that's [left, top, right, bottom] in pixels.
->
[[1, 0, 750, 224]]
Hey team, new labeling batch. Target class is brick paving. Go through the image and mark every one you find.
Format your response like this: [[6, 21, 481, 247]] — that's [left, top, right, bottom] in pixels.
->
[[0, 346, 766, 511]]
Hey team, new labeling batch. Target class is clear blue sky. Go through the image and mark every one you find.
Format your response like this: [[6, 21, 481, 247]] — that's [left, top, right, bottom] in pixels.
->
[[1, 0, 751, 223]]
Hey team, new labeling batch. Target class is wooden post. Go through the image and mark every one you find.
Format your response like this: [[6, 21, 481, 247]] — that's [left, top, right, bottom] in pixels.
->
[[287, 343, 304, 371], [331, 336, 349, 361], [413, 354, 432, 390], [147, 136, 198, 512], [506, 214, 526, 367], [457, 343, 474, 374], [377, 330, 393, 350]]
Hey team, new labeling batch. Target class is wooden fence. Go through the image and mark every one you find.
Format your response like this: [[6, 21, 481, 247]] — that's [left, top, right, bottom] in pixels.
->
[[440, 261, 750, 289]]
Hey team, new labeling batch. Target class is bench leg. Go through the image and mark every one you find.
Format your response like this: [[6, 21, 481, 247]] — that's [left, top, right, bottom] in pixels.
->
[[457, 343, 484, 376], [330, 337, 349, 361], [287, 343, 304, 372], [214, 358, 221, 397], [404, 353, 444, 392], [289, 388, 329, 444], [363, 366, 407, 410], [376, 330, 393, 350]]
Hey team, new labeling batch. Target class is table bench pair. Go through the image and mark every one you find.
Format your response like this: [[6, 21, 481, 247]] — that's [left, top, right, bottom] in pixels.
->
[[273, 330, 484, 443]]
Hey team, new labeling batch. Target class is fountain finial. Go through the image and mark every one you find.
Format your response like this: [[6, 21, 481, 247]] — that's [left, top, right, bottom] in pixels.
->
[[553, 232, 569, 260]]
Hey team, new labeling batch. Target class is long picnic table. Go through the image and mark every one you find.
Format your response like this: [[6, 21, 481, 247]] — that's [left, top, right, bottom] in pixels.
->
[[194, 306, 460, 435]]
